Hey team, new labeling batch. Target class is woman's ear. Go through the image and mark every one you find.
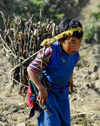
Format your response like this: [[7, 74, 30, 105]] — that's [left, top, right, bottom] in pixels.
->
[[58, 38, 62, 43]]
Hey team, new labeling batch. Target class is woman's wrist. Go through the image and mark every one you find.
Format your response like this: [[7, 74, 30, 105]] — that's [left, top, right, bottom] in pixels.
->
[[37, 85, 45, 91]]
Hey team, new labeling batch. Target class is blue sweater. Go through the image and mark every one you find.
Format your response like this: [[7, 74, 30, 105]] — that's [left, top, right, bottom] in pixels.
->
[[43, 41, 79, 86]]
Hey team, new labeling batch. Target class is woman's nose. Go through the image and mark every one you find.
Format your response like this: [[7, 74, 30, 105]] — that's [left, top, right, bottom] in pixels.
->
[[74, 45, 79, 51], [74, 45, 77, 49]]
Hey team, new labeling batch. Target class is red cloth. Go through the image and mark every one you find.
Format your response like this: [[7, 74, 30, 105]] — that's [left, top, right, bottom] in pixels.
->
[[27, 84, 35, 107]]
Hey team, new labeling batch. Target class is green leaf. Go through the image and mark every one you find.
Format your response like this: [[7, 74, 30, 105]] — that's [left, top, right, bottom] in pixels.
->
[[55, 13, 65, 19], [33, 0, 43, 5], [49, 8, 54, 12]]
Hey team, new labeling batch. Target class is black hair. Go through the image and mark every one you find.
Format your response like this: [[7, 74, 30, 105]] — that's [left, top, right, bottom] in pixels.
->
[[58, 18, 83, 41]]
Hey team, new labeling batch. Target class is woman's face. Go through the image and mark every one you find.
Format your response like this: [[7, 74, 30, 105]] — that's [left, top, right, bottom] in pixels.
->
[[60, 36, 82, 55]]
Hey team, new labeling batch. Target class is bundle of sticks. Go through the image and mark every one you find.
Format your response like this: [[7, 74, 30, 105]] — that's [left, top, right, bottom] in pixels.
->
[[0, 7, 58, 96]]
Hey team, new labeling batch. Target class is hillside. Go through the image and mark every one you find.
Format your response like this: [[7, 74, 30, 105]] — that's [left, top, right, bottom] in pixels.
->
[[0, 0, 100, 126]]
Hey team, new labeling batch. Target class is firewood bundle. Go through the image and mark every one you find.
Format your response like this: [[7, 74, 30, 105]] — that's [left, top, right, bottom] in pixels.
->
[[0, 7, 58, 96]]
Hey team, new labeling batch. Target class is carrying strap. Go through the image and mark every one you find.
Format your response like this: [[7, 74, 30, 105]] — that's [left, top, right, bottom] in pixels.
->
[[40, 46, 48, 90], [40, 46, 46, 82]]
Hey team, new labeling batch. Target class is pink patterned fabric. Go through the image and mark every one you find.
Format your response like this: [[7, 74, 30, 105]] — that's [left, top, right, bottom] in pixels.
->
[[27, 84, 35, 107], [27, 46, 53, 74]]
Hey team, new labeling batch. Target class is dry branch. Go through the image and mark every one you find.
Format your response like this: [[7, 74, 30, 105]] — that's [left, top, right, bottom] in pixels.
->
[[0, 7, 58, 96]]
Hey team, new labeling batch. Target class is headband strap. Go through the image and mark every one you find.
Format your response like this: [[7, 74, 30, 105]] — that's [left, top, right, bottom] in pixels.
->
[[40, 27, 83, 46]]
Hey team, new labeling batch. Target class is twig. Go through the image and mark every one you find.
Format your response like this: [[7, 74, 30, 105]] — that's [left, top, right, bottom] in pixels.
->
[[0, 11, 7, 29], [0, 34, 24, 60], [0, 34, 17, 57], [11, 47, 44, 71], [39, 8, 42, 30], [0, 70, 28, 88], [10, 76, 28, 88], [24, 7, 32, 22]]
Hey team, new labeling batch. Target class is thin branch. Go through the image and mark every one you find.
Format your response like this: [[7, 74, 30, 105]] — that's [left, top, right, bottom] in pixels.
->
[[10, 76, 28, 88], [0, 70, 28, 88], [0, 34, 24, 60], [11, 47, 44, 71], [0, 11, 7, 29]]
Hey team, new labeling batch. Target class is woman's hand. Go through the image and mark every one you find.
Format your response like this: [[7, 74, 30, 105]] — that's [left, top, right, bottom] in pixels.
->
[[27, 69, 48, 106], [37, 86, 48, 106], [68, 77, 73, 91], [68, 71, 74, 91]]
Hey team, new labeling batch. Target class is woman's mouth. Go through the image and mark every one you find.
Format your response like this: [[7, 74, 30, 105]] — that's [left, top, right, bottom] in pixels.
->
[[71, 51, 76, 54]]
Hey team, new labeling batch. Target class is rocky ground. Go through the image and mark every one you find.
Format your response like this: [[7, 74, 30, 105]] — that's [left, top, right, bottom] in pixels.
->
[[0, 43, 32, 126], [0, 0, 100, 126], [71, 43, 100, 126]]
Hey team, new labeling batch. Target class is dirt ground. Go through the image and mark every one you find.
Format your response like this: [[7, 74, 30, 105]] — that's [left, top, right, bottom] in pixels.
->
[[0, 0, 100, 126]]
